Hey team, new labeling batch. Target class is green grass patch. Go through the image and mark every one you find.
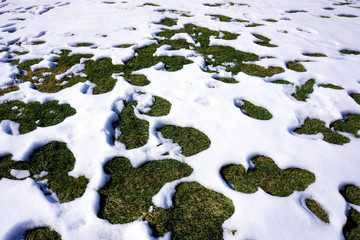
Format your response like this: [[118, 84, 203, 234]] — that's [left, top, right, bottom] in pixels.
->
[[291, 79, 315, 101], [233, 19, 250, 23], [334, 2, 353, 5], [341, 185, 360, 205], [0, 100, 76, 134], [156, 17, 177, 27], [98, 157, 193, 224], [0, 85, 19, 96], [351, 93, 360, 105], [203, 3, 222, 7], [209, 14, 232, 22], [221, 155, 315, 197], [143, 96, 171, 117], [286, 61, 307, 72], [236, 99, 272, 120], [252, 34, 278, 47], [264, 19, 278, 22], [332, 114, 360, 137], [74, 42, 94, 47], [114, 44, 133, 48], [30, 41, 46, 45], [337, 14, 358, 17], [344, 208, 360, 240], [139, 3, 160, 7], [318, 84, 343, 89], [0, 142, 88, 203], [117, 101, 149, 149], [305, 198, 330, 223], [294, 118, 350, 145], [340, 49, 360, 55], [146, 181, 235, 239], [25, 227, 61, 240], [212, 76, 238, 83], [303, 52, 327, 57], [286, 10, 307, 13], [159, 125, 211, 157], [271, 80, 293, 85], [245, 23, 264, 27], [320, 15, 331, 18], [124, 74, 150, 86]]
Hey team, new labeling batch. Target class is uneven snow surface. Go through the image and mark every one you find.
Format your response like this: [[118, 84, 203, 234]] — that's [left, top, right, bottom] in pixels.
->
[[1, 0, 360, 239]]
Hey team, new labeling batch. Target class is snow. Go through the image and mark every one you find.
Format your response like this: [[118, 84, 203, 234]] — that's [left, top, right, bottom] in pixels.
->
[[0, 0, 360, 239]]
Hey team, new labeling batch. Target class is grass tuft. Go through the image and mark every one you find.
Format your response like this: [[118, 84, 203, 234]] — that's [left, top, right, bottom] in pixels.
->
[[341, 185, 360, 205], [24, 227, 61, 240], [319, 84, 343, 90], [252, 34, 278, 47], [236, 100, 272, 120], [159, 125, 211, 157], [0, 85, 19, 96], [286, 61, 307, 72], [351, 93, 360, 105], [332, 114, 360, 138], [143, 96, 171, 116], [286, 10, 307, 13], [74, 42, 94, 47], [291, 79, 315, 101], [337, 14, 358, 18], [305, 198, 330, 223], [303, 53, 327, 57], [156, 17, 177, 27], [343, 208, 360, 240], [209, 14, 232, 22], [271, 80, 293, 85], [31, 41, 46, 45], [221, 155, 315, 197], [340, 49, 360, 55], [212, 76, 238, 83]]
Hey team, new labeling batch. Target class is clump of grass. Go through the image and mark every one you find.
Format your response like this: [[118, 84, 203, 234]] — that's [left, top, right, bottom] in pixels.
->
[[221, 155, 315, 197], [286, 10, 307, 13], [351, 93, 360, 105], [0, 100, 76, 134], [320, 15, 330, 18], [271, 80, 293, 85], [114, 44, 133, 48], [324, 7, 335, 10], [117, 101, 149, 149], [30, 41, 46, 45], [337, 14, 358, 17], [74, 42, 94, 47], [146, 181, 235, 239], [124, 74, 150, 86], [340, 49, 360, 55], [221, 31, 240, 40], [245, 23, 264, 27], [156, 17, 177, 27], [294, 118, 350, 145], [0, 142, 88, 203], [252, 34, 278, 47], [318, 84, 343, 89], [209, 14, 232, 22], [332, 114, 360, 137], [264, 18, 278, 22], [291, 79, 315, 101], [159, 125, 211, 157], [98, 157, 193, 224], [0, 85, 19, 96], [235, 99, 272, 120], [303, 53, 327, 57], [334, 2, 353, 5], [203, 3, 223, 7], [343, 208, 360, 240], [305, 198, 330, 223], [24, 227, 61, 240], [341, 185, 360, 205], [286, 61, 307, 72], [212, 76, 238, 83], [139, 3, 160, 7], [143, 96, 171, 116]]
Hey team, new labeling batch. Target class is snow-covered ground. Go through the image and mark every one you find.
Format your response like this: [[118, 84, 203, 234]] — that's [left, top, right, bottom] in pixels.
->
[[1, 0, 360, 239]]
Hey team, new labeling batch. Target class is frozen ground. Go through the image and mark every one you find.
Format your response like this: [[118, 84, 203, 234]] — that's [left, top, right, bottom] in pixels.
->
[[0, 0, 360, 239]]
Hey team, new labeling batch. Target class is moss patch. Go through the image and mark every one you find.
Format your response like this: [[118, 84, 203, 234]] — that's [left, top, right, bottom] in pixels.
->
[[0, 142, 88, 203], [246, 23, 264, 27], [340, 49, 360, 55], [146, 181, 235, 239], [286, 61, 307, 72], [221, 155, 315, 197], [264, 19, 278, 22], [209, 14, 233, 22], [0, 100, 76, 134], [303, 53, 327, 57], [30, 41, 46, 45], [156, 17, 178, 27], [294, 118, 350, 145], [212, 76, 238, 84], [271, 80, 293, 85], [117, 101, 149, 149], [291, 79, 315, 101], [252, 34, 277, 47], [73, 42, 94, 47], [344, 208, 360, 240], [305, 198, 330, 223], [143, 96, 171, 117], [236, 100, 272, 120], [319, 84, 343, 90], [332, 114, 360, 138], [159, 125, 211, 157], [341, 185, 360, 205], [337, 14, 358, 17], [98, 157, 193, 224], [351, 93, 360, 105], [24, 227, 61, 240]]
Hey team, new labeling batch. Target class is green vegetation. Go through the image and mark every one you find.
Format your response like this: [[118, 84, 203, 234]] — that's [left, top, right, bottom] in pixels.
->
[[221, 155, 315, 197], [159, 125, 211, 157], [303, 53, 327, 57], [117, 101, 149, 149], [351, 93, 360, 105], [294, 118, 350, 145], [146, 182, 235, 239], [332, 114, 360, 138], [319, 84, 343, 89], [286, 10, 307, 13], [264, 19, 278, 22], [74, 42, 94, 47], [0, 142, 88, 203], [252, 34, 278, 47], [114, 44, 133, 48], [209, 14, 232, 22], [98, 157, 193, 224], [343, 208, 360, 240], [324, 7, 335, 10], [212, 76, 238, 83], [334, 2, 352, 5], [340, 49, 360, 55], [0, 100, 76, 134], [271, 80, 293, 85], [286, 61, 307, 72], [156, 17, 177, 27], [305, 198, 330, 223], [143, 96, 171, 117], [246, 23, 264, 27], [291, 79, 315, 101], [236, 100, 272, 120], [139, 3, 160, 7], [31, 41, 46, 45], [24, 227, 61, 240], [320, 15, 330, 18], [0, 85, 19, 96], [337, 14, 358, 18], [341, 185, 360, 205], [203, 3, 222, 7]]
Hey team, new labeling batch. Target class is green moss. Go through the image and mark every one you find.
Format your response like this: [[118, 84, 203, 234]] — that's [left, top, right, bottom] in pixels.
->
[[303, 53, 327, 57], [341, 185, 360, 205], [234, 19, 250, 23], [332, 114, 360, 138], [0, 142, 88, 203], [74, 42, 94, 47], [337, 14, 358, 17], [286, 10, 307, 13], [319, 84, 343, 89], [0, 85, 19, 96], [212, 77, 238, 84], [271, 80, 293, 85], [156, 17, 177, 27], [351, 93, 360, 105], [340, 49, 360, 55], [25, 227, 61, 240], [0, 155, 15, 179], [117, 101, 149, 149], [286, 61, 307, 72], [159, 125, 211, 157], [221, 31, 240, 40], [143, 96, 171, 116], [221, 155, 315, 197], [210, 14, 232, 22], [98, 157, 193, 224], [252, 34, 278, 47], [0, 100, 76, 134], [246, 23, 264, 27], [344, 208, 360, 240], [291, 79, 315, 101], [305, 198, 330, 223], [236, 100, 272, 120], [264, 19, 278, 22], [124, 74, 150, 86], [146, 181, 235, 239], [30, 41, 46, 45], [294, 118, 350, 145]]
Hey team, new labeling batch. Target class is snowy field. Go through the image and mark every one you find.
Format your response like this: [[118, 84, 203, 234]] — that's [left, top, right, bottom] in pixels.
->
[[1, 0, 360, 239]]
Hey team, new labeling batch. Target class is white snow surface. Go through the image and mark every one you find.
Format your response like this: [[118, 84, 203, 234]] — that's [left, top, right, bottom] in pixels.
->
[[0, 0, 360, 239]]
